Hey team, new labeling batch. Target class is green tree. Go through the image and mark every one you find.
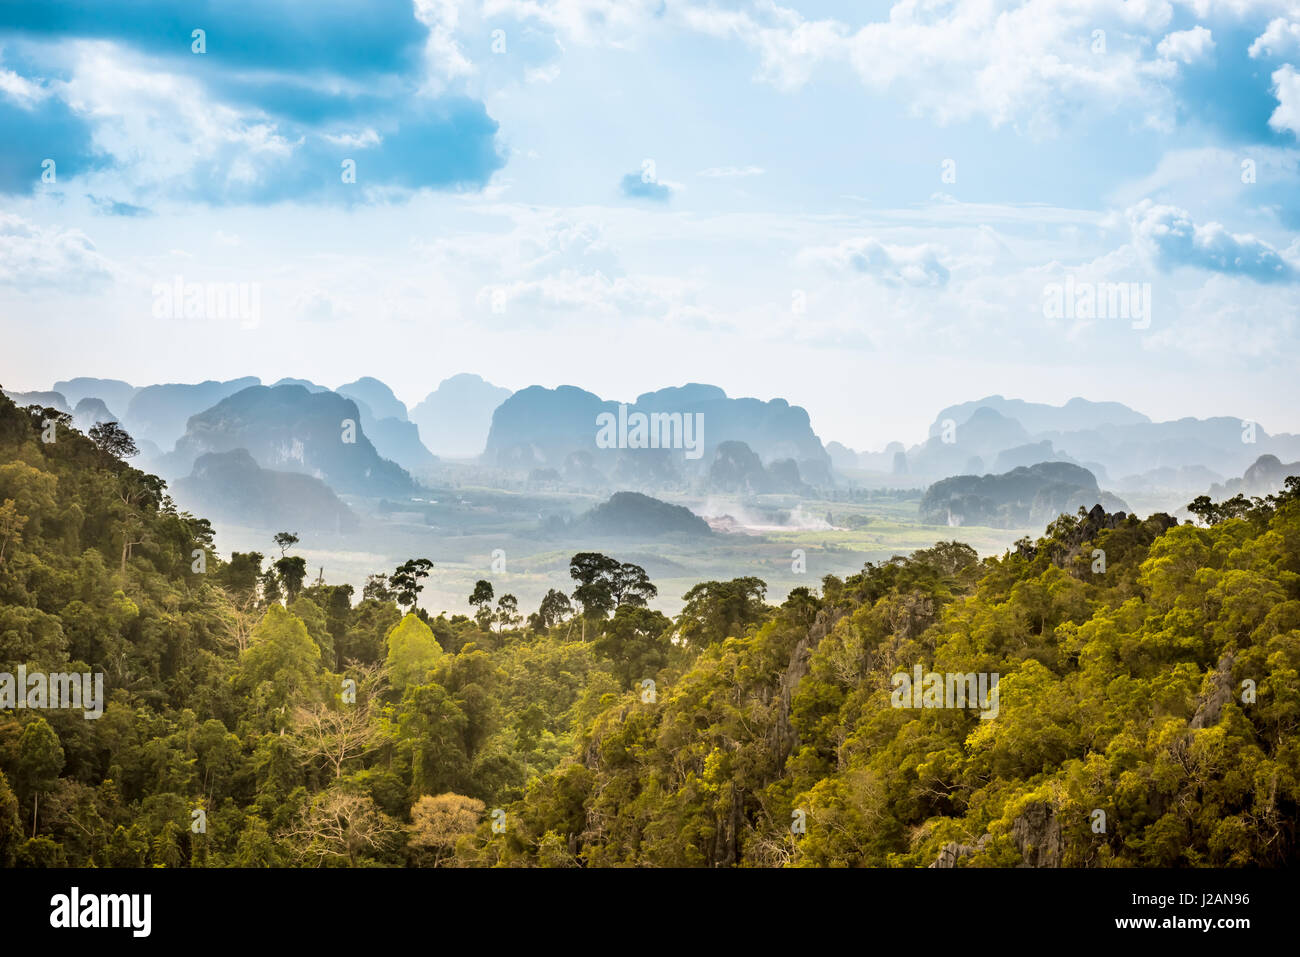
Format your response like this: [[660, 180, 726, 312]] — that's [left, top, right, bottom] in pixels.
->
[[593, 604, 673, 688], [495, 594, 520, 631], [469, 580, 494, 629], [15, 717, 64, 837], [363, 574, 393, 602], [569, 552, 620, 619], [88, 421, 139, 461], [391, 558, 434, 611], [274, 555, 308, 601], [385, 613, 445, 690], [531, 588, 573, 631], [238, 604, 323, 714], [677, 577, 769, 649]]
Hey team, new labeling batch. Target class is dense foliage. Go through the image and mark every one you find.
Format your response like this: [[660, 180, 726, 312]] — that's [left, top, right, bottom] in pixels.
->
[[1, 390, 1297, 867]]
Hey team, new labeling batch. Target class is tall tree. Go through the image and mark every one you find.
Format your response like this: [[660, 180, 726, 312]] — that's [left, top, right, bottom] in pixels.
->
[[469, 580, 495, 629], [495, 594, 520, 631], [569, 552, 621, 619], [391, 558, 434, 611], [15, 718, 64, 838], [273, 532, 300, 557], [274, 555, 308, 601], [531, 588, 573, 631], [677, 577, 769, 650], [88, 421, 138, 461]]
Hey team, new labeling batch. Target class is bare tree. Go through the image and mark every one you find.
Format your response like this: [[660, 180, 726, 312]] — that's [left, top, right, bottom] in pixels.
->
[[217, 592, 263, 655], [288, 787, 401, 866], [291, 665, 386, 780]]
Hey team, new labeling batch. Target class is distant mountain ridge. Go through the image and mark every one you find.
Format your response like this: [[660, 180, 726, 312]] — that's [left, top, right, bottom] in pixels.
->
[[485, 382, 832, 486], [920, 461, 1128, 528], [24, 374, 1300, 501], [53, 377, 138, 413], [1207, 454, 1300, 500], [164, 384, 416, 496], [410, 373, 513, 458], [929, 395, 1151, 435], [125, 377, 261, 450], [885, 395, 1300, 485], [173, 448, 359, 533]]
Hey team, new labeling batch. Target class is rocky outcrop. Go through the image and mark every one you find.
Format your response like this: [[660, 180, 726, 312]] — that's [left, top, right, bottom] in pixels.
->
[[928, 804, 1063, 868], [1190, 652, 1236, 730], [930, 834, 991, 868], [772, 607, 847, 766], [1012, 802, 1062, 868]]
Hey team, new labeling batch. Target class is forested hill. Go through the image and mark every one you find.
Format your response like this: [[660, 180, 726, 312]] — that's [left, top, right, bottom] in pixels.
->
[[0, 389, 1297, 868], [488, 497, 1300, 867]]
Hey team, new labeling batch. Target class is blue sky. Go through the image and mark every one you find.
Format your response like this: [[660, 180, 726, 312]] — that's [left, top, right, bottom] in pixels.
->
[[2, 0, 1299, 449]]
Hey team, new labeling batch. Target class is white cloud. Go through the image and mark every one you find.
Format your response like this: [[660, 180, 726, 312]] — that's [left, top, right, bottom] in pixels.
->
[[1157, 26, 1216, 63], [671, 0, 1185, 133], [322, 129, 383, 148], [481, 0, 666, 46], [799, 236, 951, 287], [1268, 63, 1300, 135], [477, 268, 681, 318], [0, 67, 50, 107], [1126, 199, 1297, 280], [525, 63, 562, 83], [0, 213, 114, 290], [1248, 18, 1300, 58], [414, 0, 477, 90], [59, 42, 294, 194]]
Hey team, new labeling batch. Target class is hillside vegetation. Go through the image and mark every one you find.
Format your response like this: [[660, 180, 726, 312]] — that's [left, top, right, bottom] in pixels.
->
[[0, 390, 1297, 867]]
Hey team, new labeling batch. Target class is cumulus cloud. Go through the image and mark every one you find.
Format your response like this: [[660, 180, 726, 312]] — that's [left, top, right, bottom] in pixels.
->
[[1127, 199, 1297, 282], [1157, 26, 1215, 64], [0, 0, 427, 76], [674, 0, 1184, 132], [0, 2, 503, 201], [800, 237, 951, 287], [1249, 18, 1300, 59], [1268, 64, 1300, 137]]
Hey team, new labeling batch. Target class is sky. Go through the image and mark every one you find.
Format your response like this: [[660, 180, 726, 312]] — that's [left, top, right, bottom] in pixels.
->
[[2, 0, 1299, 451]]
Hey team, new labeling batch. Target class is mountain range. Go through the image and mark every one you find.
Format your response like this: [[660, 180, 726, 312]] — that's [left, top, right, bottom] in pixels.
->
[[164, 384, 416, 497], [484, 382, 833, 486], [9, 374, 1300, 529]]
